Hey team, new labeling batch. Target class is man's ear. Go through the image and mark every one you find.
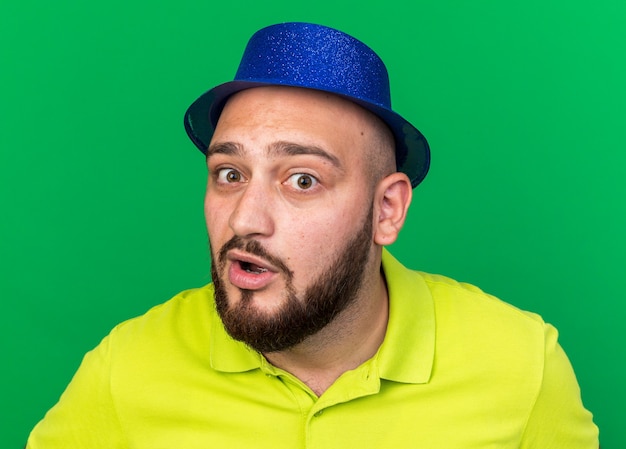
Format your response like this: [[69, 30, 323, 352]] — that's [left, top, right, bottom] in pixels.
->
[[373, 172, 412, 246]]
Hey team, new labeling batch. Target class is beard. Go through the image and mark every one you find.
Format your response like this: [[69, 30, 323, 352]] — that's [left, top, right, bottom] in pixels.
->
[[210, 206, 374, 353]]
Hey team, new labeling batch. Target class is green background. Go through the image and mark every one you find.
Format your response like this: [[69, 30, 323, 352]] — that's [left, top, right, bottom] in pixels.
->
[[1, 0, 624, 447]]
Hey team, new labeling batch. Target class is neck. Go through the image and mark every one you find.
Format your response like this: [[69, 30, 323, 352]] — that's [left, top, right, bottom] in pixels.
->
[[263, 264, 389, 396]]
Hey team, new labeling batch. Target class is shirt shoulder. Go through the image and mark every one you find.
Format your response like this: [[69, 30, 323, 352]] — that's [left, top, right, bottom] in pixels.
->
[[113, 284, 215, 338], [102, 285, 218, 371], [418, 270, 547, 336], [384, 250, 550, 375]]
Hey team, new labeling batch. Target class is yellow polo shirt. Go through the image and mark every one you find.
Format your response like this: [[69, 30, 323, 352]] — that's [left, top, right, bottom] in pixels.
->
[[27, 250, 599, 448]]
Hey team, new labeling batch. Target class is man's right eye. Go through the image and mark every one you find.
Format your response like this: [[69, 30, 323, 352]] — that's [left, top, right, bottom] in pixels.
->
[[217, 168, 243, 183]]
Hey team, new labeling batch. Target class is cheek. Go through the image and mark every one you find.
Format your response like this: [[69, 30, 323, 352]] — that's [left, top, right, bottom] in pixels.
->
[[282, 216, 351, 283], [289, 207, 359, 247], [204, 193, 231, 239]]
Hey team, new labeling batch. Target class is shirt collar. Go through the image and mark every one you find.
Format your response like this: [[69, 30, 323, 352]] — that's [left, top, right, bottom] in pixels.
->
[[208, 249, 436, 384], [376, 248, 435, 384]]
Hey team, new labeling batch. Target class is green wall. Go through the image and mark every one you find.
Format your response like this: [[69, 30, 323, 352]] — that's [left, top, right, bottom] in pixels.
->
[[1, 0, 624, 447]]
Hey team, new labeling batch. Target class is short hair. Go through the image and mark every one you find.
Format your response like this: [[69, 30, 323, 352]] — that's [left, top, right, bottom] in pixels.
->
[[361, 109, 396, 190]]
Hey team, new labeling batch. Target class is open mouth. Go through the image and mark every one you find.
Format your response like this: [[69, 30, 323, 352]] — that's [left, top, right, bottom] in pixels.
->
[[239, 261, 269, 274], [226, 250, 279, 290]]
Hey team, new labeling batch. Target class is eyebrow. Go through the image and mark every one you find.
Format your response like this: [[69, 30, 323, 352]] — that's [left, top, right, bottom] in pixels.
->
[[268, 141, 342, 169], [207, 140, 343, 170], [206, 142, 244, 159]]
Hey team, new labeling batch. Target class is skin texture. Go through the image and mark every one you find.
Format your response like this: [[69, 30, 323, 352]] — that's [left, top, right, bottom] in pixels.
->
[[204, 86, 412, 395]]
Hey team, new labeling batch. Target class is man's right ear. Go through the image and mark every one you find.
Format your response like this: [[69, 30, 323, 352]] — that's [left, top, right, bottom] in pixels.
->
[[372, 172, 412, 246]]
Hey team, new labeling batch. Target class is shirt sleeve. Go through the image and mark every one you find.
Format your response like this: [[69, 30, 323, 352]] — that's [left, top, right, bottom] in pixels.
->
[[26, 332, 128, 449], [520, 323, 599, 448]]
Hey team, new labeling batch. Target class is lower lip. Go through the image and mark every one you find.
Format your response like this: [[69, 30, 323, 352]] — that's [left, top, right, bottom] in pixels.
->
[[228, 262, 277, 290]]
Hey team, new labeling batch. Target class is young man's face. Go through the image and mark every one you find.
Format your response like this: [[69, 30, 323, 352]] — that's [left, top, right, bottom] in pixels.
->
[[204, 86, 383, 352]]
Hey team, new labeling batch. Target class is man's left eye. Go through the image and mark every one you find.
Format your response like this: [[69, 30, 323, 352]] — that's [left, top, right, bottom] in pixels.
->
[[286, 173, 318, 190]]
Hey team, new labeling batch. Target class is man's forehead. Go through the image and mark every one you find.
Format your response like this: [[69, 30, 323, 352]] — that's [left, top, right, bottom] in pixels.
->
[[220, 86, 377, 123], [208, 86, 391, 179], [214, 86, 391, 147]]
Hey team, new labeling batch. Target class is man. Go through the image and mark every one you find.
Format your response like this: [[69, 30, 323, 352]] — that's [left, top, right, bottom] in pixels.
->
[[27, 22, 599, 447]]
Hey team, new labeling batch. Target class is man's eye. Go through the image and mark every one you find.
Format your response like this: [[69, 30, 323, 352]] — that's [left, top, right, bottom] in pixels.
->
[[287, 173, 318, 190], [217, 168, 243, 183]]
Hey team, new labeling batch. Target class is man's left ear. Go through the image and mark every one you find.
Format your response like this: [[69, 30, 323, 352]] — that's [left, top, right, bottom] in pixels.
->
[[373, 172, 413, 246]]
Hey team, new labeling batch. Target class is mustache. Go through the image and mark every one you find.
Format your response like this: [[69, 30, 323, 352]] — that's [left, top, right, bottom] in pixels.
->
[[217, 236, 294, 281]]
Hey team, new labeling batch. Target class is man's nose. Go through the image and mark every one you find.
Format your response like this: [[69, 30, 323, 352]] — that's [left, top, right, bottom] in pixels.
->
[[228, 179, 275, 239]]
